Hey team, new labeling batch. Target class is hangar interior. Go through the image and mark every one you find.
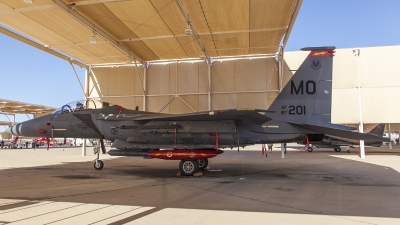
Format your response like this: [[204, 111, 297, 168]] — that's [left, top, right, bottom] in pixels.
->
[[0, 0, 399, 133]]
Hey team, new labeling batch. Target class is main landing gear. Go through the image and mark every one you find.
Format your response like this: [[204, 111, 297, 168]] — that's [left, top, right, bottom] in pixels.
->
[[178, 158, 209, 176], [307, 147, 313, 152], [197, 158, 209, 170], [334, 147, 341, 152]]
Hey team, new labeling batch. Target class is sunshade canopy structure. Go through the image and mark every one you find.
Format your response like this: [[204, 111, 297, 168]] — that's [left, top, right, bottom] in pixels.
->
[[0, 98, 56, 115], [0, 0, 302, 66]]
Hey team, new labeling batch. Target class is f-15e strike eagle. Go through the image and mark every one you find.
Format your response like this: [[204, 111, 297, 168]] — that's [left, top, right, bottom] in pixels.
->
[[6, 47, 387, 176]]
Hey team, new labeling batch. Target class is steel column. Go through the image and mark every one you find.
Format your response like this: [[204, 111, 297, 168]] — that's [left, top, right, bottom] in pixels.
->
[[354, 49, 365, 159], [143, 67, 147, 111], [389, 123, 392, 149], [208, 63, 211, 111]]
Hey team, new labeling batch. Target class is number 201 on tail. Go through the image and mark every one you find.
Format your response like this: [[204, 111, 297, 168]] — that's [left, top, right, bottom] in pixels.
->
[[289, 105, 306, 115]]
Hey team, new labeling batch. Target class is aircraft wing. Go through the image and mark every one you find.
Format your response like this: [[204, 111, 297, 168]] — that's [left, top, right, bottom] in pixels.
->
[[101, 109, 274, 125], [289, 122, 389, 142]]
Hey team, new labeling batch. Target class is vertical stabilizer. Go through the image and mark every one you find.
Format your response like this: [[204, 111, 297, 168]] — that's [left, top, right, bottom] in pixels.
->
[[268, 47, 335, 125], [368, 123, 385, 137]]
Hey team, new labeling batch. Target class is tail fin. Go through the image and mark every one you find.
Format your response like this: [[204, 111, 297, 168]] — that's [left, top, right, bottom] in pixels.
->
[[367, 123, 385, 137], [268, 46, 335, 125]]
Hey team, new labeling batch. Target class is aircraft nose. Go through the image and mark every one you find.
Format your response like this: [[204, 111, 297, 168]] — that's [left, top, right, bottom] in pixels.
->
[[5, 122, 40, 137]]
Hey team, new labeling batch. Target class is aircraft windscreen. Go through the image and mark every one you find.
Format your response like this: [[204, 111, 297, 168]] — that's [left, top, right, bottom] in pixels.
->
[[51, 100, 108, 114]]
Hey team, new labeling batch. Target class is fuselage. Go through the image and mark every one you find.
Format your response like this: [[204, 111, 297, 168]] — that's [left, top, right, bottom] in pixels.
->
[[7, 106, 311, 150]]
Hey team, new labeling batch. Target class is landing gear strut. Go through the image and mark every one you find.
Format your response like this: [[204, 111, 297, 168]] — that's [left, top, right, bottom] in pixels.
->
[[93, 139, 106, 170]]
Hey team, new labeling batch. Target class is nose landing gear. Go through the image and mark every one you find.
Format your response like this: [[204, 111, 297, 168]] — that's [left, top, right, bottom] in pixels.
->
[[93, 139, 106, 170], [94, 159, 104, 170]]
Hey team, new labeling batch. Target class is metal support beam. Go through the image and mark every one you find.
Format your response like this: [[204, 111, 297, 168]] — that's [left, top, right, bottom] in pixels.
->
[[82, 139, 87, 156], [178, 96, 196, 112], [277, 52, 284, 92], [175, 0, 208, 59], [117, 29, 286, 43], [81, 68, 90, 156], [70, 62, 86, 97], [354, 48, 365, 159], [143, 66, 147, 111], [207, 64, 211, 111], [158, 97, 175, 113], [133, 60, 145, 95], [389, 123, 392, 150], [69, 0, 132, 6], [51, 0, 144, 63], [85, 67, 90, 100], [0, 25, 86, 68], [281, 0, 303, 49], [86, 89, 279, 99]]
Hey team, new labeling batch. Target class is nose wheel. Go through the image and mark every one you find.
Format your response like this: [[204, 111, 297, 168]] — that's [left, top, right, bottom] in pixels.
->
[[94, 159, 104, 170]]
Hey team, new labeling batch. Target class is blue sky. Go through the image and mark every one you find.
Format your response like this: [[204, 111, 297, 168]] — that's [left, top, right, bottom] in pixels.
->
[[1, 0, 400, 127], [286, 0, 400, 50]]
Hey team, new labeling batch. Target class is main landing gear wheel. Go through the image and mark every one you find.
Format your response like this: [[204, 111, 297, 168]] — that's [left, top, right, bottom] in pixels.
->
[[94, 160, 104, 170], [197, 158, 209, 170], [334, 148, 342, 152], [307, 147, 313, 152], [179, 160, 199, 176]]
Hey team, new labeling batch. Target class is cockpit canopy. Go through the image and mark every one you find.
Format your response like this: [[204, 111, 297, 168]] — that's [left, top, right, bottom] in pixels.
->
[[51, 100, 110, 114]]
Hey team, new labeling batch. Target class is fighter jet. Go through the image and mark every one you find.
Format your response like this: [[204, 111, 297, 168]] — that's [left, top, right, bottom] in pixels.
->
[[6, 46, 388, 176], [299, 123, 386, 153]]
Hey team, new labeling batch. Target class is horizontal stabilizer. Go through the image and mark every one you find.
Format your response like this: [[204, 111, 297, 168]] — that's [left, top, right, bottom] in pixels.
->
[[289, 122, 389, 142], [130, 109, 273, 125]]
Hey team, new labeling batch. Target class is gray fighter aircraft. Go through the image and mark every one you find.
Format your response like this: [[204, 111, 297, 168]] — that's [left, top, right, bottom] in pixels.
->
[[6, 46, 388, 176], [299, 123, 386, 153]]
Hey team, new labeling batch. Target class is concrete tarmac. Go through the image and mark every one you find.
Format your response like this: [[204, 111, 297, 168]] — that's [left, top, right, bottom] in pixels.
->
[[0, 144, 399, 224]]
